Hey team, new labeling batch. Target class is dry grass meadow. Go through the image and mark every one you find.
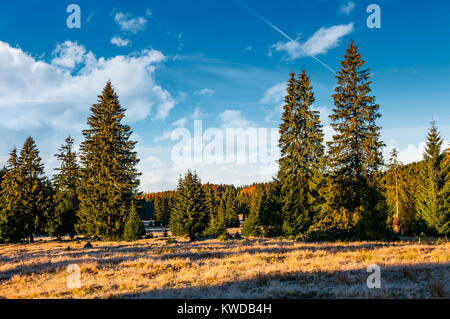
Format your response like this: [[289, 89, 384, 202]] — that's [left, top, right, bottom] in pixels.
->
[[0, 229, 449, 299]]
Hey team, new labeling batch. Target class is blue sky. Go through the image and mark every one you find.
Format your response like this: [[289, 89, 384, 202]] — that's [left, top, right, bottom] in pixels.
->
[[0, 0, 449, 192]]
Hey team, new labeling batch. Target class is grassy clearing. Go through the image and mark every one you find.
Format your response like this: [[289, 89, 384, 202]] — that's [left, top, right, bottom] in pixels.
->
[[0, 236, 448, 299]]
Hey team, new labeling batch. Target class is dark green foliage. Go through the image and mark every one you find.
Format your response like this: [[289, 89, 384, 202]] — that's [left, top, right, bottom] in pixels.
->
[[241, 183, 282, 237], [0, 138, 50, 243], [138, 191, 175, 220], [169, 170, 208, 239], [416, 121, 449, 235], [323, 41, 388, 239], [166, 237, 177, 244], [77, 82, 141, 240], [259, 183, 282, 237], [241, 208, 261, 237], [47, 136, 80, 239], [383, 150, 424, 235], [278, 70, 324, 236], [19, 137, 50, 242], [217, 231, 232, 241], [225, 187, 239, 227], [0, 148, 26, 243], [205, 186, 226, 238], [123, 202, 145, 241], [355, 176, 392, 240], [327, 41, 384, 211], [2, 43, 448, 244], [154, 196, 169, 226]]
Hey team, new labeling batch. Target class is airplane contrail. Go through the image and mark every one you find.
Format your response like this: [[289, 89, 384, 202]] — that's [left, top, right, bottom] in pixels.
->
[[234, 0, 336, 74]]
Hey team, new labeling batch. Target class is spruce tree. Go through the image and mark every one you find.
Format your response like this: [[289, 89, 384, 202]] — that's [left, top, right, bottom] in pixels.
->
[[277, 70, 324, 236], [386, 148, 401, 233], [204, 185, 226, 237], [326, 41, 387, 239], [0, 167, 5, 190], [169, 176, 188, 236], [225, 187, 239, 227], [18, 137, 49, 242], [0, 148, 26, 243], [123, 202, 145, 241], [206, 197, 227, 238], [242, 187, 263, 237], [169, 170, 208, 239], [416, 121, 449, 235], [164, 198, 172, 226], [77, 82, 141, 240], [48, 136, 80, 239], [154, 196, 165, 226], [327, 41, 384, 210]]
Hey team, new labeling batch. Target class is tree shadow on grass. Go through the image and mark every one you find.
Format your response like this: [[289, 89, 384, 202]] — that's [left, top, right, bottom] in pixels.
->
[[0, 239, 437, 284], [114, 262, 450, 299]]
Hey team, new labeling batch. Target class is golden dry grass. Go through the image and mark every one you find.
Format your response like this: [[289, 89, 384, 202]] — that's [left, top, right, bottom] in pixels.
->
[[0, 236, 448, 299]]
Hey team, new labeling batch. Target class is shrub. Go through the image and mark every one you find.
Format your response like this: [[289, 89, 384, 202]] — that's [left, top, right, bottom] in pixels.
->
[[234, 232, 243, 239], [218, 232, 233, 241], [122, 205, 146, 242], [166, 237, 177, 244]]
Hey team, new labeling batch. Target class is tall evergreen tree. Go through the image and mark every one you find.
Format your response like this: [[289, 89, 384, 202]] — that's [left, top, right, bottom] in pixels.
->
[[327, 41, 384, 211], [416, 121, 449, 235], [242, 187, 263, 237], [18, 137, 49, 242], [386, 148, 401, 233], [154, 196, 165, 226], [0, 148, 26, 243], [205, 194, 227, 238], [48, 136, 80, 239], [325, 41, 388, 239], [225, 187, 239, 227], [241, 183, 282, 237], [277, 70, 324, 236], [169, 170, 208, 239], [77, 81, 141, 240], [204, 184, 225, 237]]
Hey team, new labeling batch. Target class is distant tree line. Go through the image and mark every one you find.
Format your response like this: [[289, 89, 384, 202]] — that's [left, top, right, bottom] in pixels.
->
[[139, 183, 242, 232]]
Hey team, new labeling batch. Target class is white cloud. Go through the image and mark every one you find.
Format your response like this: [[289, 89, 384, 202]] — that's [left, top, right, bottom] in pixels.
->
[[260, 82, 286, 104], [154, 131, 173, 143], [192, 106, 203, 119], [340, 1, 355, 15], [0, 40, 175, 132], [271, 23, 354, 60], [52, 40, 88, 69], [394, 142, 425, 164], [110, 36, 131, 47], [140, 107, 279, 191], [114, 12, 147, 34], [195, 88, 215, 97], [173, 117, 187, 127], [218, 110, 253, 128]]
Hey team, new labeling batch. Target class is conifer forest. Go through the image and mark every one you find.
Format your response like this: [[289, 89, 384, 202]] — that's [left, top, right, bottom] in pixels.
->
[[0, 1, 449, 303]]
